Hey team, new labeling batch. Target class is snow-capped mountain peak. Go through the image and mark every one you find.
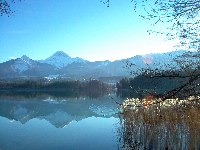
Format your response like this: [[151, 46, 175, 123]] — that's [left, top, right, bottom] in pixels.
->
[[39, 51, 86, 69], [21, 55, 35, 65], [52, 51, 71, 58], [21, 55, 30, 60], [13, 58, 29, 73]]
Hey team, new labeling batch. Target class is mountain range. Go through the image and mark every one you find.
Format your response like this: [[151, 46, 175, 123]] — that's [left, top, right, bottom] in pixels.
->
[[0, 50, 198, 79]]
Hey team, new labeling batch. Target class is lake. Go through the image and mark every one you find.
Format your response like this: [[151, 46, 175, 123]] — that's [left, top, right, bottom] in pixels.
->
[[0, 90, 199, 150]]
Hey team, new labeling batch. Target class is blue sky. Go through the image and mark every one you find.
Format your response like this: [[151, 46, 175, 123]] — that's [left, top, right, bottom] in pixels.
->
[[0, 0, 178, 63]]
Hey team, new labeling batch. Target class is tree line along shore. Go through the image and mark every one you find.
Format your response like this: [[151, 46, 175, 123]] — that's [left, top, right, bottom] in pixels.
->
[[0, 80, 115, 90]]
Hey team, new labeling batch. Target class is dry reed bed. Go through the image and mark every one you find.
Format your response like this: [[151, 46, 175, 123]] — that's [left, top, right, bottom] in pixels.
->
[[116, 97, 200, 149]]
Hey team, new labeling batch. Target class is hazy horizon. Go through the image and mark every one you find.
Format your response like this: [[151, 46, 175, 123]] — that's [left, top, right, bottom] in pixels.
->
[[1, 49, 179, 64]]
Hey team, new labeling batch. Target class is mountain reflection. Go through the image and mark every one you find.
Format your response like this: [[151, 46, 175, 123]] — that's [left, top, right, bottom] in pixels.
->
[[116, 101, 200, 149], [1, 91, 199, 149], [0, 91, 120, 128]]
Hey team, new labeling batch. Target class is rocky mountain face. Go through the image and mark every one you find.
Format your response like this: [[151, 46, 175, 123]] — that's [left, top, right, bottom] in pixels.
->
[[0, 50, 198, 79]]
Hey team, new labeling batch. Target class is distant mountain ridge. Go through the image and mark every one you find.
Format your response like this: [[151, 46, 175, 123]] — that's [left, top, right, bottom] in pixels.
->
[[37, 51, 87, 69], [0, 50, 198, 79]]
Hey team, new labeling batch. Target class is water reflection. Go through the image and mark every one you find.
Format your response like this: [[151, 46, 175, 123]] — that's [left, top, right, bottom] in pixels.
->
[[0, 90, 200, 149], [0, 91, 121, 128], [116, 100, 200, 149], [0, 91, 122, 150]]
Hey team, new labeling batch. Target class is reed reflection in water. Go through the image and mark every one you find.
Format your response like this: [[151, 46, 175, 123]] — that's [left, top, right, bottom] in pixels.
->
[[116, 99, 200, 149]]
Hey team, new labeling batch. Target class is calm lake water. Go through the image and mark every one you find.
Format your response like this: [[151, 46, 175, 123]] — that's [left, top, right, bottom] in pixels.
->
[[0, 90, 199, 150]]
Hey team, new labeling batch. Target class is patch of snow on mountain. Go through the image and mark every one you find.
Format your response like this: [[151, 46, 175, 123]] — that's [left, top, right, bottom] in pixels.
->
[[13, 58, 29, 73], [98, 60, 110, 67], [102, 60, 110, 66], [74, 57, 87, 63], [21, 55, 34, 65], [41, 51, 86, 69]]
